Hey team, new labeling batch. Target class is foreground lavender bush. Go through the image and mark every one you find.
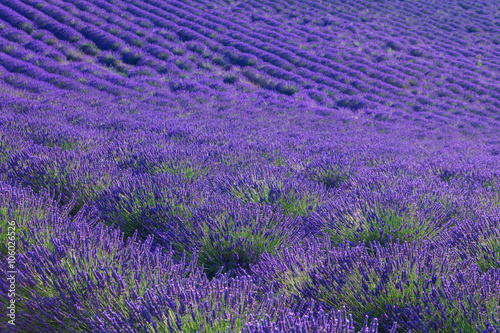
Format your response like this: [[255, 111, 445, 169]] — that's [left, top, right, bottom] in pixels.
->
[[0, 183, 382, 332], [251, 237, 500, 332]]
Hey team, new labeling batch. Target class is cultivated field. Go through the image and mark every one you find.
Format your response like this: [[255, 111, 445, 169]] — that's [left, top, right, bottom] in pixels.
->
[[0, 0, 499, 332]]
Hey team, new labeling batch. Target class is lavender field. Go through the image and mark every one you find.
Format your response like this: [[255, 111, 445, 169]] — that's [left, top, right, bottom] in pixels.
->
[[0, 0, 499, 331]]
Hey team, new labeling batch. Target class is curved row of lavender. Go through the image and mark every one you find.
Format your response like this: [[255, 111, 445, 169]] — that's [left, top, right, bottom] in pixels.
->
[[0, 0, 499, 332]]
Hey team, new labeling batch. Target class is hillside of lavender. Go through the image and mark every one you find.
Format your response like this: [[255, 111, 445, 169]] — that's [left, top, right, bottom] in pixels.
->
[[0, 0, 499, 331]]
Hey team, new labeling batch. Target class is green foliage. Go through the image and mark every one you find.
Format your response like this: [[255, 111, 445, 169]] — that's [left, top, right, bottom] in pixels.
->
[[322, 191, 457, 248], [310, 165, 349, 189], [230, 183, 319, 218], [0, 198, 52, 256], [99, 53, 121, 67], [223, 74, 238, 84], [43, 139, 78, 151], [276, 82, 299, 96], [175, 59, 193, 71], [195, 209, 291, 279], [173, 47, 186, 56], [105, 190, 193, 240], [66, 50, 83, 62], [153, 161, 208, 181], [21, 22, 34, 34], [44, 38, 58, 46]]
